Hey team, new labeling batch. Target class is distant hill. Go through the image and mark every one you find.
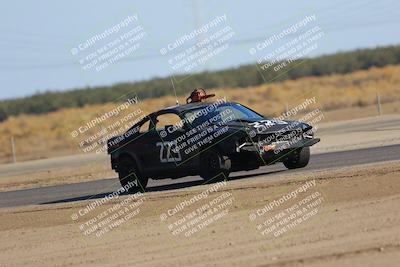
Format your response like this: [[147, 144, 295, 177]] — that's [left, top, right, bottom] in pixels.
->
[[1, 45, 399, 121]]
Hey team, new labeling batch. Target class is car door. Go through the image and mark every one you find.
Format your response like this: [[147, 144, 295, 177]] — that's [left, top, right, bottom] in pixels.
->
[[151, 111, 198, 175], [124, 116, 160, 176]]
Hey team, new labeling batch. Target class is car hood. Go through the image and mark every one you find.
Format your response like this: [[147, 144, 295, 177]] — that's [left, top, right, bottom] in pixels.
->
[[224, 118, 311, 134]]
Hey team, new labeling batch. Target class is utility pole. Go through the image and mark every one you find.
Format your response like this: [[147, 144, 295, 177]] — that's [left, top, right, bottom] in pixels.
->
[[11, 136, 16, 163], [376, 92, 382, 116]]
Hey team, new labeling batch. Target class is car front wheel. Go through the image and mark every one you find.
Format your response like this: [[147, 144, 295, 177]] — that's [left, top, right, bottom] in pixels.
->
[[200, 149, 231, 182], [283, 147, 310, 169]]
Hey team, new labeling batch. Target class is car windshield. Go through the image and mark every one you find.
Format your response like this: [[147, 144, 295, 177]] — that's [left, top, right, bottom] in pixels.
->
[[183, 103, 264, 126]]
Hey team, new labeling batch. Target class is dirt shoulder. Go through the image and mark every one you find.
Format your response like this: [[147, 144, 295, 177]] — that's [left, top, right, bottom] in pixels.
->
[[0, 161, 399, 266], [314, 114, 400, 153]]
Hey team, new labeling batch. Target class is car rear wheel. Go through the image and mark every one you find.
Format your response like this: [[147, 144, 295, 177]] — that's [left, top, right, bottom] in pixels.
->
[[200, 149, 231, 182], [117, 156, 148, 193], [283, 147, 310, 169]]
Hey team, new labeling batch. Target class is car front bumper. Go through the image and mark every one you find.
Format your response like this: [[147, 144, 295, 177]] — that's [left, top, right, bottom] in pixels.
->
[[237, 137, 320, 154]]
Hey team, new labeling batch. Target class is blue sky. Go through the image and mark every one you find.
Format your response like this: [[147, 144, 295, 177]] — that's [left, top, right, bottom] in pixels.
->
[[0, 0, 399, 100]]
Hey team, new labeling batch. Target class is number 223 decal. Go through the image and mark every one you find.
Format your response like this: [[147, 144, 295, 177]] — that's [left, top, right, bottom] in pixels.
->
[[156, 142, 182, 163]]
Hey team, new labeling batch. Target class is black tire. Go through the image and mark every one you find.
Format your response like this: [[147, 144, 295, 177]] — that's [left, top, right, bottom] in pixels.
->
[[283, 147, 310, 169], [117, 156, 148, 193], [200, 149, 231, 182]]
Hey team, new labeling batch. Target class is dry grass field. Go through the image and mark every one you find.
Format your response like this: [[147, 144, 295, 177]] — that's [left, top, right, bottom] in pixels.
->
[[0, 64, 399, 163]]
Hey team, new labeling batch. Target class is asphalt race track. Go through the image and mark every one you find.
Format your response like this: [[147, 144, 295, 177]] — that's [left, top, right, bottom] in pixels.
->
[[0, 144, 399, 208]]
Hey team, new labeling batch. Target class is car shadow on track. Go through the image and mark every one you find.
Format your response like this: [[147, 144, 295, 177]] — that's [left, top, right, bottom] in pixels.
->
[[41, 169, 286, 205]]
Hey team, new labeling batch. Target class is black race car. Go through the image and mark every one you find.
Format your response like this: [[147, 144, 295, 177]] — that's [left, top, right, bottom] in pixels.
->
[[107, 90, 320, 193]]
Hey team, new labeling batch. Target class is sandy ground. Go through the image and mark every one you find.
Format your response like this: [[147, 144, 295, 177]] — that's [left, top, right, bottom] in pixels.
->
[[0, 114, 399, 192], [0, 158, 114, 192], [313, 114, 400, 153], [0, 161, 399, 266], [320, 100, 400, 122]]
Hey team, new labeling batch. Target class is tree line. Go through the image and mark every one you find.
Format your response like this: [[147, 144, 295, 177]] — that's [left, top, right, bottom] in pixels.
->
[[1, 45, 399, 121]]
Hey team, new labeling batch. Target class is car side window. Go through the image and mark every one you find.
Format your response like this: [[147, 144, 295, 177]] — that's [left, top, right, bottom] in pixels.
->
[[155, 113, 184, 131], [214, 106, 237, 123]]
